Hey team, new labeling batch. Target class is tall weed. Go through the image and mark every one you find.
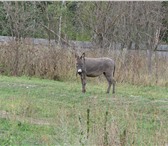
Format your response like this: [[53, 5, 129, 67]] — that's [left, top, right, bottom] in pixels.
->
[[0, 41, 167, 86]]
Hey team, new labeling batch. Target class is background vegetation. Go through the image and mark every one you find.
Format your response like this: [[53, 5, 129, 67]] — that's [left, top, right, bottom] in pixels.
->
[[0, 1, 168, 45], [0, 2, 168, 145], [0, 1, 168, 94]]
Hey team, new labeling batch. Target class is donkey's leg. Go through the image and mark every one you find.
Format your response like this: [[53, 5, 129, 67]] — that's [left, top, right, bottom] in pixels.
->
[[82, 79, 86, 93], [112, 78, 116, 94], [104, 73, 112, 93], [104, 73, 115, 94], [80, 74, 86, 93]]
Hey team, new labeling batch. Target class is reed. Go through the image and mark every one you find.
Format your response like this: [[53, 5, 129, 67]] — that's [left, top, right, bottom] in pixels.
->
[[0, 41, 167, 86]]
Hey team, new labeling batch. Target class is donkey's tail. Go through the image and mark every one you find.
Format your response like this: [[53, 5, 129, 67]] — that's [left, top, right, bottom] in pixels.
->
[[113, 65, 115, 77]]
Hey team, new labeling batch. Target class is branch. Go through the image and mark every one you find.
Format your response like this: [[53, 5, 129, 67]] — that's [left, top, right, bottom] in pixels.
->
[[39, 22, 77, 53], [39, 22, 71, 47]]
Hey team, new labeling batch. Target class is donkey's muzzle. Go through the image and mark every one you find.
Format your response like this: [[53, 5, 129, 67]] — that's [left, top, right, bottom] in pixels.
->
[[78, 69, 82, 75]]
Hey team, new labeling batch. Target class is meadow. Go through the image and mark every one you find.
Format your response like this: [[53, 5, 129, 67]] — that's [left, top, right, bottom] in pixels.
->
[[0, 42, 168, 145], [0, 75, 167, 146]]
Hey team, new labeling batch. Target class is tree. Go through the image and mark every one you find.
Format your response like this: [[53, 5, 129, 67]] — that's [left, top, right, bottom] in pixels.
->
[[3, 2, 39, 39], [77, 1, 166, 50], [2, 2, 38, 75], [160, 1, 168, 43]]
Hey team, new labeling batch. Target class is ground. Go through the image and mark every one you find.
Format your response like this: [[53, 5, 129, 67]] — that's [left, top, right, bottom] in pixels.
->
[[0, 75, 167, 145]]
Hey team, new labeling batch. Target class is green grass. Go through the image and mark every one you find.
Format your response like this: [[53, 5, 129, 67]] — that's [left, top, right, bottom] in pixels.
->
[[0, 75, 167, 146]]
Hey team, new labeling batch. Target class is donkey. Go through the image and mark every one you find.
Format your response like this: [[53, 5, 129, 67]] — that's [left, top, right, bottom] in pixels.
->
[[75, 53, 116, 94]]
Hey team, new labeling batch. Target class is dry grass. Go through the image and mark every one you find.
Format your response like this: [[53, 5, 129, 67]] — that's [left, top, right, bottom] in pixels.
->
[[0, 41, 168, 86], [0, 41, 75, 81]]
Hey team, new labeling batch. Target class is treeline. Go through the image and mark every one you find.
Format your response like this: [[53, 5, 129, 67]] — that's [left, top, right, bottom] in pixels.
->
[[0, 1, 168, 49]]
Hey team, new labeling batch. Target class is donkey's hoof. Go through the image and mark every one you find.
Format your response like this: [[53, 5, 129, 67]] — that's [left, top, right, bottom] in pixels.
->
[[82, 90, 86, 93]]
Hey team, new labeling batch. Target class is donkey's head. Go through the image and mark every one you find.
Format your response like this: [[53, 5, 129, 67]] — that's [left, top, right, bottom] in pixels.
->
[[75, 53, 85, 75]]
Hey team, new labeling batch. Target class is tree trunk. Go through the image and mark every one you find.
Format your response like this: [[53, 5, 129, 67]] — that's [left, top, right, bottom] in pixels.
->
[[58, 0, 65, 46]]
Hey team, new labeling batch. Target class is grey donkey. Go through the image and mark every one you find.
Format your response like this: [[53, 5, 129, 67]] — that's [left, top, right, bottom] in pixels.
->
[[75, 53, 116, 94]]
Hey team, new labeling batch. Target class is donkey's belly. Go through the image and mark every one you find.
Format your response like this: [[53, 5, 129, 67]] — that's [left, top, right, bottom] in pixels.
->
[[86, 72, 102, 77], [86, 74, 98, 77]]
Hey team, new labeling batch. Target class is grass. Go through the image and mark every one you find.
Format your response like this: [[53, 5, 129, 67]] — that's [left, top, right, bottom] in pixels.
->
[[0, 75, 167, 146]]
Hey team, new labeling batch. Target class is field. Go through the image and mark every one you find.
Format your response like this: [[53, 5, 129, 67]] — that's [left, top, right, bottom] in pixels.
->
[[0, 75, 167, 146]]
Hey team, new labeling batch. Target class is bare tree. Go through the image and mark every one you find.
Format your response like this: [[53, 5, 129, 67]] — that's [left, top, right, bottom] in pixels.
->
[[77, 2, 165, 51], [3, 2, 36, 75], [77, 2, 126, 49]]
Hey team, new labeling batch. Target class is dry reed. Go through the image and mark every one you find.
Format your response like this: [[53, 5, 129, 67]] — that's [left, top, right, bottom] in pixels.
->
[[0, 41, 167, 86]]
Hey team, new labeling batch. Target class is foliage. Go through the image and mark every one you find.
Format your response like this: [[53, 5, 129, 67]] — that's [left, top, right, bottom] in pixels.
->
[[160, 1, 168, 43], [0, 1, 167, 44], [0, 2, 9, 36]]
